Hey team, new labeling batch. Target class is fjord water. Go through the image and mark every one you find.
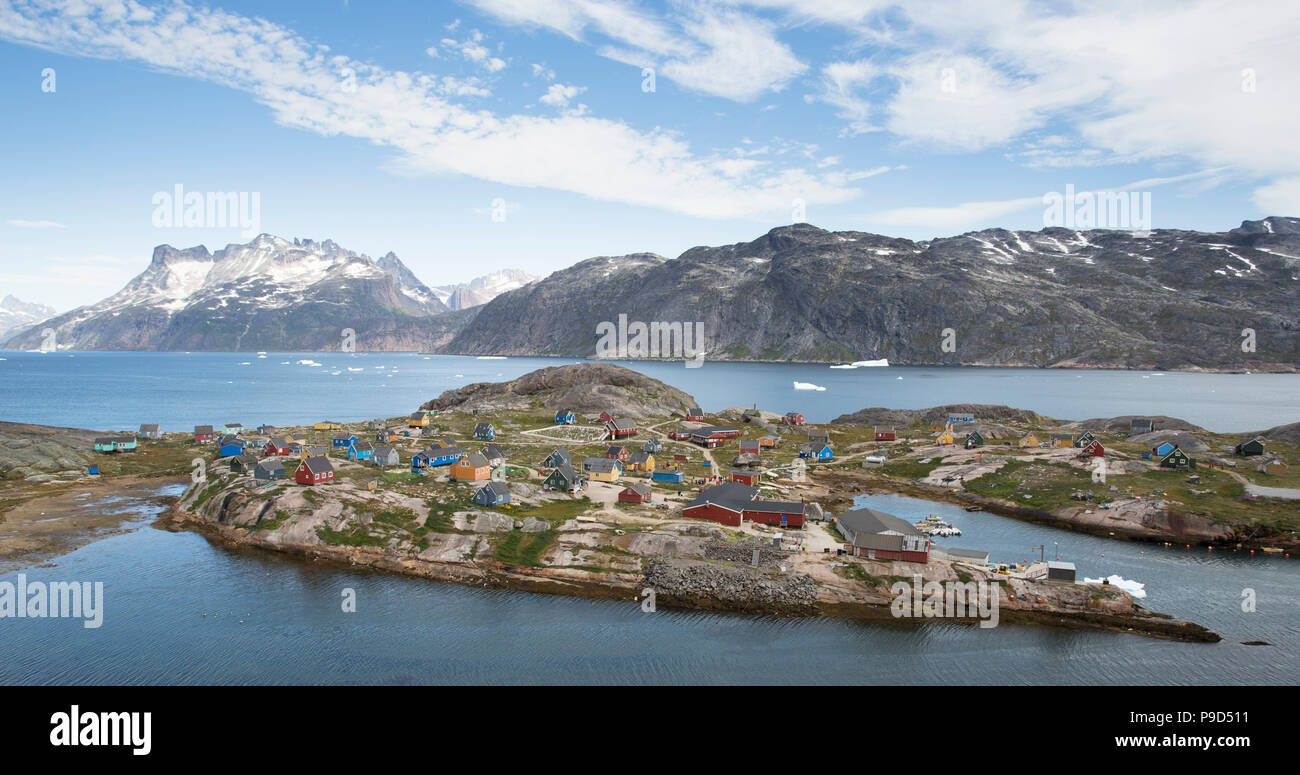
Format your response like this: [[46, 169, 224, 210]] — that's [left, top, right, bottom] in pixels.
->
[[1, 350, 1298, 432], [1, 486, 1296, 685], [1, 352, 1298, 684]]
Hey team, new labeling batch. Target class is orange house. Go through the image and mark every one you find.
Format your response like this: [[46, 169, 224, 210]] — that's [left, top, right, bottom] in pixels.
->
[[451, 453, 491, 481]]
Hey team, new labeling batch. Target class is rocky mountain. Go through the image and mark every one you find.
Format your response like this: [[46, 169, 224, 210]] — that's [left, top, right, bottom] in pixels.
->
[[0, 295, 56, 341], [432, 269, 539, 310], [3, 236, 458, 351], [419, 363, 696, 419], [439, 218, 1300, 371]]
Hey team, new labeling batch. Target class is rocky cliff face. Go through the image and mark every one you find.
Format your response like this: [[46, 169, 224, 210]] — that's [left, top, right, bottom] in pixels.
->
[[419, 363, 696, 419], [3, 236, 458, 351], [0, 295, 56, 341], [440, 219, 1300, 370]]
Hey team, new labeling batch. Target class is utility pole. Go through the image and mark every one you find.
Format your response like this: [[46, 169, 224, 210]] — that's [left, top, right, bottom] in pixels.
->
[[1031, 544, 1045, 562]]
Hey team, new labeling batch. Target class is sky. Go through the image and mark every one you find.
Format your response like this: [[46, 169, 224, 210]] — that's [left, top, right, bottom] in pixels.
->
[[1, 0, 1297, 311]]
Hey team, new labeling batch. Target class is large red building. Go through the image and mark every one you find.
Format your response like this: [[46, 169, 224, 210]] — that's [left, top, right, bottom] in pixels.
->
[[682, 482, 806, 528], [833, 507, 930, 562], [688, 425, 741, 447], [295, 455, 335, 486]]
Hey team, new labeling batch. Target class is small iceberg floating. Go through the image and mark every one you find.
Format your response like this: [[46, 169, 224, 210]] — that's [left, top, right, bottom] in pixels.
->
[[347, 367, 363, 372], [1085, 575, 1146, 598], [793, 381, 826, 391], [297, 359, 322, 366], [831, 358, 890, 368], [477, 356, 506, 360]]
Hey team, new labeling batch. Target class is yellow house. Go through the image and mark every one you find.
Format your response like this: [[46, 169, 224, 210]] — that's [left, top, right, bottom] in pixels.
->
[[451, 453, 491, 482], [1018, 432, 1041, 448], [587, 458, 621, 482], [935, 429, 955, 446], [408, 412, 430, 428], [1050, 434, 1074, 448], [313, 421, 341, 431], [628, 452, 655, 471]]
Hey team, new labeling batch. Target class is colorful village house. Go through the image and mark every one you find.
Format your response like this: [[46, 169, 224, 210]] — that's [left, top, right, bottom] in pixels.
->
[[1160, 446, 1195, 470], [375, 428, 397, 443], [618, 483, 653, 504], [738, 439, 761, 456], [667, 428, 692, 441], [1051, 434, 1074, 448], [1018, 432, 1041, 448], [542, 448, 571, 468], [584, 457, 621, 482], [935, 428, 956, 446], [194, 425, 215, 444], [1074, 431, 1097, 448], [347, 440, 375, 461], [964, 430, 985, 449], [604, 417, 638, 440], [408, 412, 430, 428], [137, 423, 161, 439], [474, 422, 496, 440], [1234, 437, 1266, 457], [229, 453, 259, 474], [474, 481, 512, 506], [264, 437, 294, 457], [1130, 419, 1154, 435], [874, 427, 896, 441], [372, 446, 400, 468], [627, 451, 654, 471], [759, 433, 780, 448], [730, 469, 760, 486], [1080, 439, 1105, 457], [808, 443, 834, 461], [642, 437, 663, 454], [554, 408, 576, 424], [451, 453, 492, 482], [652, 467, 685, 483], [1257, 457, 1288, 475], [1152, 441, 1175, 457], [426, 446, 465, 467], [686, 407, 705, 422], [257, 424, 277, 436], [221, 423, 244, 435], [543, 464, 586, 493], [295, 455, 335, 485], [783, 411, 805, 425], [605, 445, 630, 462], [218, 436, 246, 457], [332, 433, 358, 449], [682, 482, 806, 528], [689, 425, 740, 448], [947, 413, 976, 425], [94, 435, 137, 453], [255, 458, 286, 481], [360, 478, 378, 492], [480, 444, 505, 467], [834, 507, 931, 561], [314, 421, 342, 430]]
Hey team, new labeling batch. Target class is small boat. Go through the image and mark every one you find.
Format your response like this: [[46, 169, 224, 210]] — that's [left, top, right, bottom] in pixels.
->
[[964, 505, 982, 512], [1261, 547, 1284, 554]]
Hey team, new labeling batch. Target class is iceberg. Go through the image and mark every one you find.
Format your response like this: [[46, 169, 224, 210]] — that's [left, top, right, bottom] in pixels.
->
[[1084, 575, 1146, 599], [793, 381, 827, 391]]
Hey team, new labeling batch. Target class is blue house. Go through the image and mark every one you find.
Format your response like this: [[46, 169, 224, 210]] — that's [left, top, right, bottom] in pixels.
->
[[473, 481, 512, 507], [474, 422, 496, 440], [651, 468, 685, 483], [218, 436, 247, 457], [555, 409, 576, 425], [332, 433, 359, 449], [414, 446, 465, 468], [1152, 441, 1175, 457], [946, 413, 975, 425], [801, 443, 834, 461], [347, 440, 374, 461]]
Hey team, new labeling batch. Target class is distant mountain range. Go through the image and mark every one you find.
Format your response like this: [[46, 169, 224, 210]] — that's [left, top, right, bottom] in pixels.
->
[[3, 236, 530, 351], [6, 219, 1298, 371], [440, 217, 1300, 371], [0, 295, 56, 341]]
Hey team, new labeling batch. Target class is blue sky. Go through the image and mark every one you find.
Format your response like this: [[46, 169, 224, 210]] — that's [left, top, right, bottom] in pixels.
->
[[1, 0, 1296, 310]]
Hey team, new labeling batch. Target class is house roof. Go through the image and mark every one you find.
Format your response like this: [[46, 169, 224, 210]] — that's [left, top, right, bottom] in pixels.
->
[[628, 451, 650, 463], [622, 483, 652, 497], [195, 425, 213, 433], [685, 482, 758, 513], [139, 423, 159, 432], [689, 407, 703, 415], [548, 463, 582, 483], [584, 457, 621, 473], [409, 412, 426, 419], [374, 445, 397, 458], [351, 441, 374, 452], [299, 455, 334, 475], [482, 443, 505, 458], [608, 418, 637, 430], [269, 437, 290, 447], [256, 458, 284, 472], [836, 507, 919, 537], [475, 423, 494, 432], [606, 445, 626, 454], [460, 453, 490, 467], [945, 548, 989, 562], [479, 481, 511, 496], [742, 499, 805, 515], [545, 448, 570, 462], [333, 434, 356, 441]]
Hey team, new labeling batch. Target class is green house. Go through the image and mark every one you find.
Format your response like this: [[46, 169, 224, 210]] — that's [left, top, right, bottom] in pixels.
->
[[94, 436, 137, 453], [964, 431, 984, 448], [1159, 447, 1195, 470]]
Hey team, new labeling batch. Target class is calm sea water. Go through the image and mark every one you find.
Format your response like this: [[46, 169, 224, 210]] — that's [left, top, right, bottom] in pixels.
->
[[1, 350, 1298, 432], [0, 486, 1295, 685]]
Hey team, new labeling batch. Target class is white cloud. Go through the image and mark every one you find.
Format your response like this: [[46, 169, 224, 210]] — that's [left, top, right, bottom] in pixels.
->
[[0, 0, 859, 220], [539, 82, 586, 108], [441, 30, 506, 72]]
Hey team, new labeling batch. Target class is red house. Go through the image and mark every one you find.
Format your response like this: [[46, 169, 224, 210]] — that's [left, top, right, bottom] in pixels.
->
[[686, 407, 705, 422], [605, 445, 630, 462], [618, 483, 652, 504], [738, 440, 761, 456], [264, 437, 293, 456], [835, 507, 930, 561], [668, 428, 693, 440], [604, 418, 638, 439], [874, 427, 896, 441], [1081, 440, 1105, 457], [599, 411, 616, 423], [682, 482, 806, 528], [783, 412, 805, 425], [730, 470, 759, 486], [194, 425, 214, 444], [295, 455, 335, 485], [673, 453, 688, 462]]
